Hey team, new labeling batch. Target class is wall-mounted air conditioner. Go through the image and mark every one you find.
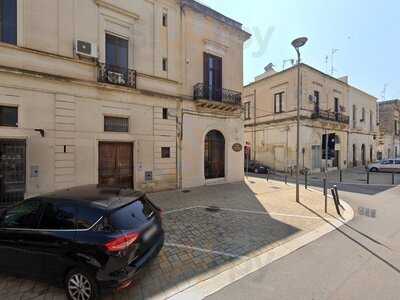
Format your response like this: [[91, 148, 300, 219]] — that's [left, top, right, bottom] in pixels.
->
[[75, 40, 97, 58]]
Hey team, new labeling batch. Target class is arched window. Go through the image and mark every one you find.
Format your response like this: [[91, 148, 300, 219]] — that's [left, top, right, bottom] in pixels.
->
[[204, 130, 225, 179]]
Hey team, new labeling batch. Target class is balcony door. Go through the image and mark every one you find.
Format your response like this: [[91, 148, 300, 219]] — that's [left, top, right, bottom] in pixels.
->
[[106, 34, 128, 76], [204, 53, 222, 102]]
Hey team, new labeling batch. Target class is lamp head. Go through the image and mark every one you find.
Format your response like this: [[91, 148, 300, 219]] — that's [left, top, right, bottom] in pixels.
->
[[291, 37, 308, 49]]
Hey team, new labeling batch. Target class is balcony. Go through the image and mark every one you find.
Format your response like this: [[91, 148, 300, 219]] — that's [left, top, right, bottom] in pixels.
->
[[193, 83, 241, 106], [98, 63, 137, 89], [311, 110, 350, 124]]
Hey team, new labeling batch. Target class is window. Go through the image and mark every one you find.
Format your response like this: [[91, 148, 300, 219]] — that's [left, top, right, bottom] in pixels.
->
[[361, 107, 366, 122], [1, 199, 42, 229], [244, 102, 251, 120], [161, 147, 170, 158], [162, 57, 168, 72], [162, 108, 168, 120], [104, 116, 129, 133], [370, 111, 374, 131], [38, 202, 76, 230], [274, 92, 284, 114], [395, 120, 399, 135], [162, 12, 168, 27], [75, 207, 103, 230], [314, 91, 320, 113], [334, 97, 339, 121], [0, 0, 17, 45], [352, 105, 357, 128], [395, 160, 400, 165], [0, 105, 17, 127], [204, 53, 222, 101], [106, 34, 128, 74]]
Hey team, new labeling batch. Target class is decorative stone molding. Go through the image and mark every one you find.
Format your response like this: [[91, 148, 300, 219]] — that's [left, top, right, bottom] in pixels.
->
[[96, 0, 139, 20]]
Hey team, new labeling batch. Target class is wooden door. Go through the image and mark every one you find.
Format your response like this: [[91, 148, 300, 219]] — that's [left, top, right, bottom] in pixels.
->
[[204, 130, 225, 179], [99, 142, 133, 188]]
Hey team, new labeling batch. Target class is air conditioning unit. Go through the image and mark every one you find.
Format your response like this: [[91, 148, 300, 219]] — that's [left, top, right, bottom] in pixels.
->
[[107, 71, 126, 85], [75, 40, 97, 58]]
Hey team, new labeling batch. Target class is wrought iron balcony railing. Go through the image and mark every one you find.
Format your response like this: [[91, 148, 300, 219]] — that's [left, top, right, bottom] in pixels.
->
[[98, 63, 137, 89], [193, 83, 241, 105], [311, 109, 350, 124]]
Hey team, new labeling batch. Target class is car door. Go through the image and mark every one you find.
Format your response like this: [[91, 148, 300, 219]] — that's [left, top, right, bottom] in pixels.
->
[[395, 160, 400, 173], [0, 199, 44, 276], [36, 200, 77, 278], [380, 160, 393, 172]]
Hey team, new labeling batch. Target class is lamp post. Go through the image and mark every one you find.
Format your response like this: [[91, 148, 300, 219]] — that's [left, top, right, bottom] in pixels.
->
[[291, 37, 308, 203]]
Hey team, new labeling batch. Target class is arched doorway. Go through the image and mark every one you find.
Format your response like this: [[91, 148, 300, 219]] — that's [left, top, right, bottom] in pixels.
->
[[353, 144, 357, 167], [204, 130, 225, 179], [361, 144, 366, 166]]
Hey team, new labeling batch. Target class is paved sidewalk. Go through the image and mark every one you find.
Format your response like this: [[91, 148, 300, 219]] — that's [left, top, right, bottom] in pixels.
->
[[0, 178, 352, 300]]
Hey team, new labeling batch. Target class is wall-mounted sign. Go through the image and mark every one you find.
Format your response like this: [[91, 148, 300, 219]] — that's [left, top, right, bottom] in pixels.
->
[[232, 143, 243, 152]]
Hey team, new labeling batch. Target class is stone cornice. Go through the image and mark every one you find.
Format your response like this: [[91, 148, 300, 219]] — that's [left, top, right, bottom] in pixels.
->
[[96, 0, 140, 20]]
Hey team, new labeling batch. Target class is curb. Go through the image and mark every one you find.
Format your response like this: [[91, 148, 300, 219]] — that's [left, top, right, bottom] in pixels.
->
[[157, 192, 354, 300]]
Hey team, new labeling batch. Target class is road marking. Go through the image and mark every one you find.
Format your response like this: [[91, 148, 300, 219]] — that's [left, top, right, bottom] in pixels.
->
[[165, 205, 333, 221], [165, 242, 248, 259], [163, 200, 355, 300]]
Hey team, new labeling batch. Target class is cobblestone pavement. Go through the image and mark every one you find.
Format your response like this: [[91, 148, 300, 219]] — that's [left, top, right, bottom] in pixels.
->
[[0, 178, 338, 300]]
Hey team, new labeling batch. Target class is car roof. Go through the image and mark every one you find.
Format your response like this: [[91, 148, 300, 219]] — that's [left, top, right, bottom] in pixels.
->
[[31, 185, 145, 211]]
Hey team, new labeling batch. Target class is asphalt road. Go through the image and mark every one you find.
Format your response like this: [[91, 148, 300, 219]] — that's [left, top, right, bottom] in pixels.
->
[[206, 180, 400, 300]]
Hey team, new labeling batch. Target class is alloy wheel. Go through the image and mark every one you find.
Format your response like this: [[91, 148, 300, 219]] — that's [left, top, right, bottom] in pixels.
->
[[68, 273, 92, 300]]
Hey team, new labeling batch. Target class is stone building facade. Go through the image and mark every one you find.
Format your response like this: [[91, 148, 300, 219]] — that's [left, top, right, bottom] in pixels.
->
[[243, 64, 377, 173], [378, 100, 400, 159], [0, 0, 249, 203]]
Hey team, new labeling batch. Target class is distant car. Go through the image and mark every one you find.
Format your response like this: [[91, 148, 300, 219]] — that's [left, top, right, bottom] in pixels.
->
[[245, 160, 270, 174], [367, 159, 400, 173], [0, 185, 164, 300]]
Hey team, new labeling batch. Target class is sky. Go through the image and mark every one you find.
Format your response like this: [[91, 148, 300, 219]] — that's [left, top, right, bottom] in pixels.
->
[[199, 0, 400, 100]]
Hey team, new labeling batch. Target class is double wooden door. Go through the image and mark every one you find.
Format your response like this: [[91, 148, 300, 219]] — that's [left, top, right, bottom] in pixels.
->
[[99, 142, 133, 188]]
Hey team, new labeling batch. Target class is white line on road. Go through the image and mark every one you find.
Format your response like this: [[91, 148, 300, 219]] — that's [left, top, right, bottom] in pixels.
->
[[165, 242, 248, 259]]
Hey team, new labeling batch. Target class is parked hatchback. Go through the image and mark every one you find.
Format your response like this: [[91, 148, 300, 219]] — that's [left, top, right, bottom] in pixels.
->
[[367, 159, 400, 173], [0, 185, 164, 300]]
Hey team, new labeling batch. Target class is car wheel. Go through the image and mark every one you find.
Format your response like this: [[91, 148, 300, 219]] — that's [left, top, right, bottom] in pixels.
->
[[254, 168, 259, 174], [65, 268, 98, 300], [370, 167, 378, 172]]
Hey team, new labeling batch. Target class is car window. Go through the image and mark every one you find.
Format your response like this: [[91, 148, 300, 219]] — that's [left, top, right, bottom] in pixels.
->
[[1, 199, 42, 229], [75, 206, 103, 230], [38, 202, 76, 230], [109, 196, 155, 230], [396, 160, 400, 165], [382, 160, 393, 165]]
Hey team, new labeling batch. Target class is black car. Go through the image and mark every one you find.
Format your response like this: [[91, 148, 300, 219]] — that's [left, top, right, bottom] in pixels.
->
[[244, 160, 270, 174], [0, 185, 164, 300]]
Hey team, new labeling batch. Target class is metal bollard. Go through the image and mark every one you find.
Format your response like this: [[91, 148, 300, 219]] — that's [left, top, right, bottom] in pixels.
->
[[392, 172, 395, 185], [367, 171, 370, 185], [323, 178, 327, 213], [290, 167, 293, 177], [285, 175, 288, 185], [305, 170, 308, 189], [266, 170, 269, 182], [339, 170, 343, 183]]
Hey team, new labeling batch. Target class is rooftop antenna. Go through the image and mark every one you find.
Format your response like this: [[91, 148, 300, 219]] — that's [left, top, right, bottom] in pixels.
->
[[324, 55, 329, 73], [331, 48, 339, 75], [381, 83, 388, 101]]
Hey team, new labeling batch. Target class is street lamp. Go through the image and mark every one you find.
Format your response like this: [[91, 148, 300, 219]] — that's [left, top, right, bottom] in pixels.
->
[[291, 37, 308, 203]]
